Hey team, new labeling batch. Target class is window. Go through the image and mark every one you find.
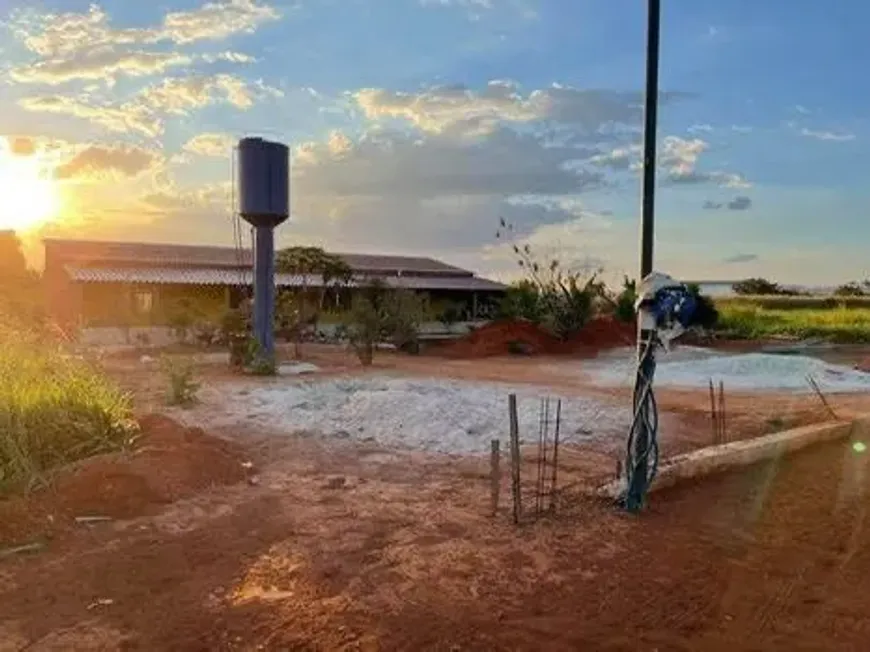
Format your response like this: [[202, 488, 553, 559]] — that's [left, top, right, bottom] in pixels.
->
[[133, 290, 154, 315]]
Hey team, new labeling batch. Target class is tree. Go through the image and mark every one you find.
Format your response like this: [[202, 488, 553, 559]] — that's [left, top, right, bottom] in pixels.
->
[[275, 247, 353, 357], [834, 282, 866, 297], [732, 278, 786, 296], [495, 218, 606, 339], [340, 280, 427, 365]]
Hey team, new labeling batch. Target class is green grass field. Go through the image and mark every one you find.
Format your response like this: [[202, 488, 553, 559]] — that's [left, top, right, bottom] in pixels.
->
[[715, 298, 870, 342], [0, 317, 137, 493]]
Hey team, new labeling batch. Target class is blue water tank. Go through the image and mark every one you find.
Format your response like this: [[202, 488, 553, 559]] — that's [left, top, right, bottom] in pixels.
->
[[238, 137, 289, 227]]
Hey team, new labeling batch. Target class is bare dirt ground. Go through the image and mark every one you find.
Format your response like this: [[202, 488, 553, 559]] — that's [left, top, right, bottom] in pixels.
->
[[3, 343, 870, 650]]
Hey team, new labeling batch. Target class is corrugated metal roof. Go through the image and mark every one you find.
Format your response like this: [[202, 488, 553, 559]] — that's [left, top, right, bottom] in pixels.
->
[[65, 266, 507, 292], [45, 238, 472, 277]]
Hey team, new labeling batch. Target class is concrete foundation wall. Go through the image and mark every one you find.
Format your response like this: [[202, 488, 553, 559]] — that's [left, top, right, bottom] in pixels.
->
[[599, 418, 865, 499]]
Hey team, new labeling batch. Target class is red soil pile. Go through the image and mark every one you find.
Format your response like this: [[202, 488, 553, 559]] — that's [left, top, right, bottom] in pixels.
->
[[435, 319, 561, 358], [0, 414, 249, 546], [434, 317, 636, 359]]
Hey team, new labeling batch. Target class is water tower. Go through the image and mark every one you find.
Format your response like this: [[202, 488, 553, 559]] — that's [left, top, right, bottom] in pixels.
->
[[238, 137, 290, 365]]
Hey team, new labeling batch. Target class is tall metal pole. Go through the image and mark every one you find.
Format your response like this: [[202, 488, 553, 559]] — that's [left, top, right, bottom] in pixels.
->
[[640, 0, 660, 278], [625, 0, 661, 513]]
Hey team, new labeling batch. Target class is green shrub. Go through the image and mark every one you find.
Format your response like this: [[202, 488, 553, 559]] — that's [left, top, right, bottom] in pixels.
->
[[0, 324, 137, 492], [160, 356, 200, 406], [343, 293, 384, 366], [613, 276, 637, 323]]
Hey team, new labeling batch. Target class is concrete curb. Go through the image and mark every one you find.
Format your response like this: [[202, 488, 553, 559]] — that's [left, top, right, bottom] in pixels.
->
[[598, 417, 866, 499]]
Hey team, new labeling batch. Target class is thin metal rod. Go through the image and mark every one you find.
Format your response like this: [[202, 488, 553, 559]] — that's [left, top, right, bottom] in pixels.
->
[[549, 399, 562, 512]]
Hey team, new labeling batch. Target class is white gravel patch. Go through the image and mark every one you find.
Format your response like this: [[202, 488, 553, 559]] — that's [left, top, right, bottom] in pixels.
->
[[590, 349, 870, 393], [198, 376, 633, 455]]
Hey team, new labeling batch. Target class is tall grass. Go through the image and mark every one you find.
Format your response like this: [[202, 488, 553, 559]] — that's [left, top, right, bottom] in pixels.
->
[[0, 320, 137, 492], [717, 303, 870, 342]]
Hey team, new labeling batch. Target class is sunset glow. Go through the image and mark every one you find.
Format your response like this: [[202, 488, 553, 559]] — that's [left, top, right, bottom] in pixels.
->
[[0, 150, 60, 231]]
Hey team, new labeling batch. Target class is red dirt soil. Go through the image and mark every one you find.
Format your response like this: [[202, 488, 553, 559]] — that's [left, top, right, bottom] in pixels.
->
[[435, 317, 635, 359], [3, 432, 870, 649], [0, 414, 249, 546]]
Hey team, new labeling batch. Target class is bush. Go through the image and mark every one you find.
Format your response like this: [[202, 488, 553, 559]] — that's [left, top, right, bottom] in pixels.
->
[[613, 276, 637, 323], [343, 293, 384, 366], [732, 278, 794, 296], [0, 322, 137, 492], [499, 281, 543, 323], [340, 281, 427, 365], [383, 289, 427, 351], [160, 356, 200, 406]]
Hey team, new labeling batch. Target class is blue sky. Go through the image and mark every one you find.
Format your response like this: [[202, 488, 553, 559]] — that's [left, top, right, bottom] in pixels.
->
[[0, 0, 867, 285]]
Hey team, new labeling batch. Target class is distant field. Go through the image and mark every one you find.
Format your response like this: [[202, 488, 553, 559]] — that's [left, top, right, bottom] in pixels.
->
[[715, 295, 870, 310], [714, 296, 870, 342]]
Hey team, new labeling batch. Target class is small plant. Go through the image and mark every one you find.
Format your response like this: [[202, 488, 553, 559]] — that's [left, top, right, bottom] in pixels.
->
[[244, 337, 277, 376], [220, 307, 250, 368], [160, 356, 200, 407]]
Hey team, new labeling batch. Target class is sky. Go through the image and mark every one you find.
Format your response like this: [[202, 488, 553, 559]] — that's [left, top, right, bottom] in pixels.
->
[[0, 0, 868, 286]]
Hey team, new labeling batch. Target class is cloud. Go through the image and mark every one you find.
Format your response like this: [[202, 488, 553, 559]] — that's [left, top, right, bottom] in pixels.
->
[[418, 0, 538, 20], [687, 124, 713, 134], [592, 135, 751, 189], [19, 95, 161, 138], [800, 128, 855, 142], [8, 1, 281, 85], [19, 74, 263, 137], [183, 132, 236, 157], [10, 51, 192, 85], [352, 82, 688, 138], [727, 196, 752, 210], [54, 145, 158, 181], [137, 74, 257, 113], [703, 196, 753, 211], [723, 253, 759, 264], [9, 137, 36, 156]]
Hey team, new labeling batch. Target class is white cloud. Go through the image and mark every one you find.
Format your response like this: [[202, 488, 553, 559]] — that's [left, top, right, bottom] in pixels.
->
[[138, 74, 257, 113], [19, 95, 161, 138], [10, 51, 192, 85], [8, 1, 281, 85], [352, 82, 686, 138], [54, 144, 159, 181], [19, 74, 262, 137], [800, 128, 855, 142], [591, 135, 751, 189], [183, 132, 235, 157]]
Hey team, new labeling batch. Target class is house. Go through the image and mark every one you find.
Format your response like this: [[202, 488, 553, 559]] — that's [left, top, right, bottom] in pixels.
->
[[43, 238, 507, 333]]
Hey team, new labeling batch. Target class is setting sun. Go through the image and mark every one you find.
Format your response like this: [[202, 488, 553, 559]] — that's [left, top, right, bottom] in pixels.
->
[[0, 150, 60, 231]]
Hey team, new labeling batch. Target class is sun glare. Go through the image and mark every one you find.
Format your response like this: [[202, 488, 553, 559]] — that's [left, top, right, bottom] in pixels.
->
[[0, 150, 60, 231]]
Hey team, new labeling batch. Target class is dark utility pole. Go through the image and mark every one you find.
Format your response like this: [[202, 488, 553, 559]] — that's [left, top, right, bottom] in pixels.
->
[[625, 0, 661, 513]]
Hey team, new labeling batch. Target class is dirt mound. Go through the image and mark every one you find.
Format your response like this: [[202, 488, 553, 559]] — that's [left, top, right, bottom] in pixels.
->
[[435, 319, 560, 358], [561, 317, 636, 352], [0, 414, 250, 546], [434, 318, 636, 359]]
